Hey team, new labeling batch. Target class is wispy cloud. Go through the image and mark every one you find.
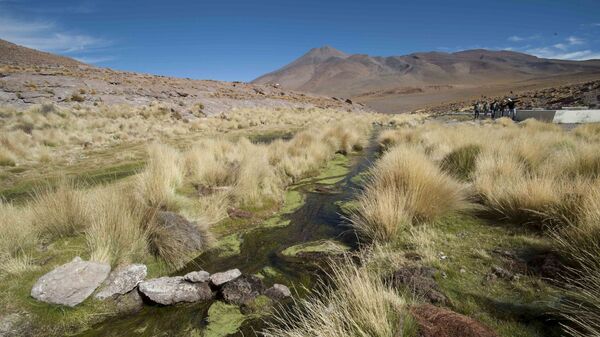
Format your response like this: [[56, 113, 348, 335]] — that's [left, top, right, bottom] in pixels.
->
[[0, 15, 110, 53], [508, 35, 540, 42]]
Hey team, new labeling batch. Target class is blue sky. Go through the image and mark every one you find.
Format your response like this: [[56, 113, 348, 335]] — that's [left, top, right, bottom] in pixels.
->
[[1, 0, 599, 81]]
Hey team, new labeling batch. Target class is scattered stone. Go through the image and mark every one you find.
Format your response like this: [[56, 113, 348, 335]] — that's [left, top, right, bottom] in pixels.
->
[[184, 270, 210, 283], [460, 268, 467, 273], [411, 304, 500, 337], [31, 257, 110, 307], [389, 266, 448, 305], [438, 252, 448, 260], [264, 284, 292, 300], [138, 276, 214, 305], [221, 275, 264, 305], [210, 269, 242, 287], [227, 207, 253, 219], [95, 264, 147, 300], [345, 98, 353, 104]]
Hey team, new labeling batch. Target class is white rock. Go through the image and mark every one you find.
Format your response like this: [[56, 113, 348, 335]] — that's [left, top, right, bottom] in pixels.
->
[[31, 257, 110, 307], [138, 276, 213, 305], [95, 264, 147, 300], [183, 270, 210, 283], [209, 269, 241, 286]]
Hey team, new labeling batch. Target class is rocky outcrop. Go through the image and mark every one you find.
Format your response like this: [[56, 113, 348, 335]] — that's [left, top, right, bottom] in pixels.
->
[[410, 304, 500, 337], [210, 269, 242, 286], [95, 264, 147, 300], [221, 275, 264, 305], [138, 276, 214, 305], [31, 257, 110, 307], [264, 284, 292, 300]]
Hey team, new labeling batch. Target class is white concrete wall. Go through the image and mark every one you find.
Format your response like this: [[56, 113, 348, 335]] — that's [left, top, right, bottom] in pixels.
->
[[552, 110, 600, 124]]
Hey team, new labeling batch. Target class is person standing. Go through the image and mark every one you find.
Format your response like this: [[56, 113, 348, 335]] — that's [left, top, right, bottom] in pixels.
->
[[507, 97, 518, 121], [473, 101, 480, 120]]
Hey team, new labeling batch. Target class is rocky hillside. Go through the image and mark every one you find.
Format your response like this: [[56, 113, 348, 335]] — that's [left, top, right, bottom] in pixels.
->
[[416, 80, 600, 115], [0, 39, 84, 67], [0, 39, 365, 116]]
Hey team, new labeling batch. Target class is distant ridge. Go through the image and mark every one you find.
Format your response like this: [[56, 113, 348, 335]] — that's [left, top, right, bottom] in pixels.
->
[[253, 46, 600, 98], [0, 39, 85, 67]]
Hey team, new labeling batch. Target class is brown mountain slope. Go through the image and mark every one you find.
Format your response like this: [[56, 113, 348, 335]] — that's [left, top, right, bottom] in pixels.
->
[[253, 46, 600, 113], [0, 39, 85, 67], [0, 40, 364, 116]]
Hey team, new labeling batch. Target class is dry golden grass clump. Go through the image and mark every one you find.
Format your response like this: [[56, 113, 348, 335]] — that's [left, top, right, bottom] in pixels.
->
[[351, 145, 469, 242], [265, 248, 415, 337], [0, 112, 375, 274], [359, 119, 600, 337]]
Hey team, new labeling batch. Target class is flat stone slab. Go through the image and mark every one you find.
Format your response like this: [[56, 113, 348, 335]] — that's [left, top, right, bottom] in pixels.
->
[[95, 264, 147, 300], [184, 270, 210, 283], [31, 257, 110, 307], [138, 276, 214, 305], [210, 269, 241, 286]]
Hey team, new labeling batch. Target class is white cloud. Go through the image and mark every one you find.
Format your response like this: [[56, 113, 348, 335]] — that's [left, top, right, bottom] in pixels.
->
[[507, 34, 540, 43], [74, 55, 115, 64], [526, 47, 600, 60], [0, 15, 109, 53], [553, 43, 567, 50], [567, 36, 584, 45]]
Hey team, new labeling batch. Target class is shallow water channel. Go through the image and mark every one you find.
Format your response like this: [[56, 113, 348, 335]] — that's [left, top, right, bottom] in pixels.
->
[[78, 133, 380, 337]]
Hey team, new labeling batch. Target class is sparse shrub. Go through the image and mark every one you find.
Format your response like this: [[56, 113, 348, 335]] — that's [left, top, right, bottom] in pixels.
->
[[70, 93, 85, 102], [135, 143, 183, 209]]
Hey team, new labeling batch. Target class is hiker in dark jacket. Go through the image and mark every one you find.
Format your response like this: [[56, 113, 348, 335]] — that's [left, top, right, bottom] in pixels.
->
[[507, 97, 518, 120]]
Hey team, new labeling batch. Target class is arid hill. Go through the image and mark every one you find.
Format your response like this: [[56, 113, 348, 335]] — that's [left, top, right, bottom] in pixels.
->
[[253, 46, 600, 113], [0, 39, 364, 116], [0, 39, 84, 67]]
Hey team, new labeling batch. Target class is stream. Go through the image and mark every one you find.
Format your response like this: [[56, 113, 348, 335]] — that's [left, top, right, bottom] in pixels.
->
[[77, 132, 380, 337]]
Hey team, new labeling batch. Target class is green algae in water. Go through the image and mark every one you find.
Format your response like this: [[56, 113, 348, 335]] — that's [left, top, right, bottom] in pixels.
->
[[261, 216, 291, 228], [314, 154, 350, 185], [260, 266, 283, 278], [204, 302, 246, 337], [281, 190, 304, 214], [213, 234, 242, 258], [281, 239, 350, 257], [335, 199, 359, 216]]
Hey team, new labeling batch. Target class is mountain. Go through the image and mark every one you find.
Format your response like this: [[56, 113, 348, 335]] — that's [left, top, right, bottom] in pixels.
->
[[0, 39, 84, 67], [0, 39, 362, 116], [253, 46, 600, 113]]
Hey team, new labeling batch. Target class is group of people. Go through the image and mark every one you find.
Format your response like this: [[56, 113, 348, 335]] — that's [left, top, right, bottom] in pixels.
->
[[473, 96, 519, 120]]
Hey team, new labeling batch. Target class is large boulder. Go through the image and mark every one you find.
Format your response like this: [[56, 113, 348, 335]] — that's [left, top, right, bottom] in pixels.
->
[[410, 304, 500, 337], [31, 257, 110, 307], [210, 269, 241, 287], [221, 275, 264, 305], [95, 264, 147, 300], [152, 211, 208, 255], [138, 276, 214, 305]]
